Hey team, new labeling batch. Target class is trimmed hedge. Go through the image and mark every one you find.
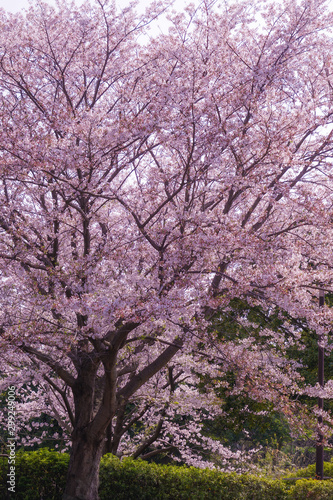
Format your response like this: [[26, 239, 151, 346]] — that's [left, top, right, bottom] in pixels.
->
[[290, 479, 333, 500], [99, 454, 288, 499], [1, 449, 333, 499], [288, 461, 333, 479], [0, 448, 69, 499]]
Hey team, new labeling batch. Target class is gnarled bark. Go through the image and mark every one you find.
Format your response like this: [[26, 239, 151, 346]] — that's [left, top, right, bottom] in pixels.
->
[[63, 433, 105, 500]]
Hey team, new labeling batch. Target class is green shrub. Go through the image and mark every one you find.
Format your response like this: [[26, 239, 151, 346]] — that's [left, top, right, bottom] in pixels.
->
[[2, 450, 333, 499], [285, 461, 333, 481], [289, 479, 333, 499], [99, 455, 288, 499], [0, 448, 69, 499]]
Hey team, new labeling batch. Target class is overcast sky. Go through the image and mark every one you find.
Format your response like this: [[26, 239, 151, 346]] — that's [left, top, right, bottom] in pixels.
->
[[0, 0, 28, 10], [0, 0, 188, 37], [2, 0, 333, 19], [1, 0, 333, 37], [0, 0, 183, 13]]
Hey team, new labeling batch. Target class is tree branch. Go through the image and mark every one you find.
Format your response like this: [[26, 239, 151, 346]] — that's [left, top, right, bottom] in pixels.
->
[[21, 344, 75, 387], [117, 338, 183, 402]]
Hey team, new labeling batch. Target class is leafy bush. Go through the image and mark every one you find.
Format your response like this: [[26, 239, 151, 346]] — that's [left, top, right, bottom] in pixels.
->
[[19, 448, 69, 499], [99, 455, 288, 500], [290, 479, 333, 500], [2, 449, 333, 499], [287, 461, 333, 479], [0, 449, 69, 499]]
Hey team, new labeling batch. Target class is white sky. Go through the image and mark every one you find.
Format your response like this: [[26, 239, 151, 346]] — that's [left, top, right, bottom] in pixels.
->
[[2, 0, 333, 12], [1, 0, 333, 36], [0, 0, 27, 10], [0, 0, 185, 13], [0, 0, 188, 37], [2, 0, 333, 19]]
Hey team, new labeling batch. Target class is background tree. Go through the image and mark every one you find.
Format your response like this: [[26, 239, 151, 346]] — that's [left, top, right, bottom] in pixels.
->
[[1, 0, 333, 498], [203, 299, 333, 468]]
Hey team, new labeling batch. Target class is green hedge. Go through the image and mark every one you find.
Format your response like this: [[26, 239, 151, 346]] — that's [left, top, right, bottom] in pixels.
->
[[290, 479, 333, 500], [99, 454, 288, 500], [1, 449, 333, 499], [288, 461, 333, 479], [0, 448, 69, 499]]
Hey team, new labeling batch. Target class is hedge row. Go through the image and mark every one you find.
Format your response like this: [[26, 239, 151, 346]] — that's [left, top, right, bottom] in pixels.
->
[[1, 449, 333, 499], [99, 454, 288, 500]]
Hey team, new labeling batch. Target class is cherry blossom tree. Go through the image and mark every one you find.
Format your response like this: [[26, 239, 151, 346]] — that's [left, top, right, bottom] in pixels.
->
[[1, 0, 333, 498]]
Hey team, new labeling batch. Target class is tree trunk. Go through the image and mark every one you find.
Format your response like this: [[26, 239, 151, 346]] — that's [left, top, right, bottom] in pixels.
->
[[63, 433, 105, 500]]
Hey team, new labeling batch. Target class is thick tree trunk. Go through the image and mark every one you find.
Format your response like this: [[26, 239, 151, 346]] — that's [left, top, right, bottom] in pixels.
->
[[63, 433, 105, 500], [62, 335, 182, 498]]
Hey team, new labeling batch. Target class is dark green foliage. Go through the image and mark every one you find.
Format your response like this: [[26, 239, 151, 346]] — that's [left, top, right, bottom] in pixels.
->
[[279, 463, 333, 499], [204, 298, 333, 459], [201, 299, 294, 452], [288, 461, 333, 479], [99, 458, 333, 500], [0, 449, 69, 499], [205, 400, 291, 452], [99, 455, 289, 499], [2, 449, 333, 500], [289, 479, 333, 499]]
